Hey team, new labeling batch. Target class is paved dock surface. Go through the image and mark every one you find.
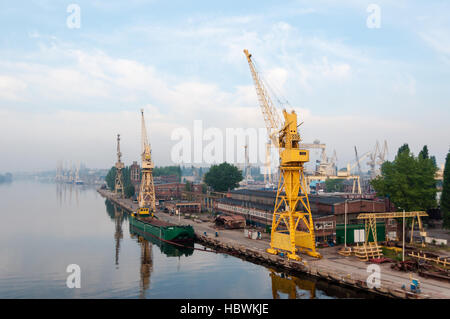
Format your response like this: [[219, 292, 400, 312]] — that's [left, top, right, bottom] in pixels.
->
[[98, 189, 450, 299]]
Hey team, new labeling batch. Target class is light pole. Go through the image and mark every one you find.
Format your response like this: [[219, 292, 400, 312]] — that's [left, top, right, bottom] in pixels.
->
[[402, 209, 405, 262], [344, 200, 348, 249]]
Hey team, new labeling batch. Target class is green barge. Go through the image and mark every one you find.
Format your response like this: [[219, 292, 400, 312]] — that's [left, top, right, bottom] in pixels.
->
[[130, 207, 195, 244]]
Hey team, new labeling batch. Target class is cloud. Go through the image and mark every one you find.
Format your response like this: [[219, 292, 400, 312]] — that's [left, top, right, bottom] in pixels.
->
[[1, 4, 449, 172], [0, 76, 27, 101], [419, 30, 450, 64]]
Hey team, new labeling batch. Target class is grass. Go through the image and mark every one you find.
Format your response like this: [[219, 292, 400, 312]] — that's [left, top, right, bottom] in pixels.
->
[[381, 247, 405, 261]]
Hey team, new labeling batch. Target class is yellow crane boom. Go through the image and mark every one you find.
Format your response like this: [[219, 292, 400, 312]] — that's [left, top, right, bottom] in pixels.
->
[[243, 49, 282, 147], [138, 109, 156, 212], [114, 134, 125, 197]]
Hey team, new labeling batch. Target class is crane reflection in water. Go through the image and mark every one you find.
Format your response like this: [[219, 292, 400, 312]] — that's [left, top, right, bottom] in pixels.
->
[[269, 270, 316, 299], [129, 224, 195, 298]]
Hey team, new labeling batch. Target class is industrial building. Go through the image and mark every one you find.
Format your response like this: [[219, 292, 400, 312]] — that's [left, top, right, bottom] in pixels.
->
[[214, 189, 396, 245], [164, 201, 201, 214], [154, 182, 184, 201], [130, 161, 141, 192]]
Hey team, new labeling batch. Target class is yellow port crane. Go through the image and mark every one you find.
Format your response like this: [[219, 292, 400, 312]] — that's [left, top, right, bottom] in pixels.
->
[[244, 49, 321, 260], [137, 109, 156, 214], [114, 134, 125, 197]]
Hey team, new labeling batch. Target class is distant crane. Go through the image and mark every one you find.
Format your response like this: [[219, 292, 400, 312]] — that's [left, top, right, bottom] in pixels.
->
[[55, 160, 63, 183], [68, 161, 74, 184], [244, 49, 321, 260], [75, 161, 84, 185], [354, 146, 362, 176], [335, 148, 371, 194], [115, 134, 125, 197], [367, 140, 388, 178], [138, 109, 156, 212], [376, 140, 388, 175], [244, 143, 254, 184], [263, 142, 274, 188]]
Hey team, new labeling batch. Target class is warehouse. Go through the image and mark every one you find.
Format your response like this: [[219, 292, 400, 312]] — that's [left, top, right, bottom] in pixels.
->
[[216, 189, 393, 245]]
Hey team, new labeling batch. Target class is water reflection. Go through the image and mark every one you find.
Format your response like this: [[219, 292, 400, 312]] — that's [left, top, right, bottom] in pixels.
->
[[106, 199, 195, 297], [114, 206, 124, 266], [56, 182, 88, 207], [138, 235, 152, 298], [129, 223, 195, 297], [270, 270, 316, 299]]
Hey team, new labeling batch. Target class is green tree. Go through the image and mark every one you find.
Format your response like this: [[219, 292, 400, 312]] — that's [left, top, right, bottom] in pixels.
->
[[325, 179, 345, 192], [442, 151, 450, 228], [105, 166, 134, 197], [204, 162, 243, 192], [153, 166, 182, 181], [418, 145, 438, 206], [124, 185, 135, 198], [371, 144, 438, 211], [105, 167, 117, 190]]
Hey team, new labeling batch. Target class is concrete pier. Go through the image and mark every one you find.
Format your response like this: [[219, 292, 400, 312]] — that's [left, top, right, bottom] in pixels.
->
[[98, 189, 450, 299]]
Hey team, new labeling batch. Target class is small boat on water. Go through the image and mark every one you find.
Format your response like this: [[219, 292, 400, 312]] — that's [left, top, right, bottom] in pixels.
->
[[130, 207, 195, 244]]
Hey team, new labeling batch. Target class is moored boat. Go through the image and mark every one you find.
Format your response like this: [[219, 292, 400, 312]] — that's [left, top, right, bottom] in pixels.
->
[[130, 207, 195, 244]]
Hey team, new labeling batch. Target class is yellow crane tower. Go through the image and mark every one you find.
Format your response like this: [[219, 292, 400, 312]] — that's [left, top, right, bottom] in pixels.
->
[[137, 109, 156, 214], [244, 49, 321, 261], [115, 134, 125, 197]]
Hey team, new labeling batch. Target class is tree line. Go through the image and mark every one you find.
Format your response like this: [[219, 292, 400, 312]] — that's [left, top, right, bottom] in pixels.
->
[[153, 166, 182, 180], [105, 166, 135, 198], [371, 144, 450, 228]]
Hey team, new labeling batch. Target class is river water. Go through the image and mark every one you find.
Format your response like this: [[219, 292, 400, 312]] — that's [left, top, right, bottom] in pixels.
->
[[0, 180, 374, 299]]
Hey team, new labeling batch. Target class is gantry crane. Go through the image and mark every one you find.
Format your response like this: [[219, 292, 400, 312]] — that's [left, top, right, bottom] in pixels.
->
[[115, 134, 125, 197], [335, 149, 371, 194], [244, 49, 321, 260], [137, 109, 156, 214]]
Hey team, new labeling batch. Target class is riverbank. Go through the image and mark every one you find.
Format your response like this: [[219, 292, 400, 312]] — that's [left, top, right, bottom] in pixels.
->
[[98, 188, 450, 299]]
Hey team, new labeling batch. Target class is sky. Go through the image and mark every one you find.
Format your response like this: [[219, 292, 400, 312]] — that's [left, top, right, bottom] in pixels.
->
[[0, 0, 449, 173]]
